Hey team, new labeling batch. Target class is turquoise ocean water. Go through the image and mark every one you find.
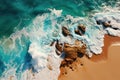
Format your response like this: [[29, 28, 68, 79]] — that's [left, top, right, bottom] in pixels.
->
[[0, 0, 120, 80]]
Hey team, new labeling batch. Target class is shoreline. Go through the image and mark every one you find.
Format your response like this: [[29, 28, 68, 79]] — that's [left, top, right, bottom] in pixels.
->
[[58, 35, 120, 80], [90, 34, 120, 62]]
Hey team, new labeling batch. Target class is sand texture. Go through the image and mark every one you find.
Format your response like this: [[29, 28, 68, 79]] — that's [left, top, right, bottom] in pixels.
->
[[58, 35, 120, 80]]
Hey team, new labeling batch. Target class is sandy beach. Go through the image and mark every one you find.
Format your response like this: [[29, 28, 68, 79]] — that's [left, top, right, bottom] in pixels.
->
[[58, 35, 120, 80]]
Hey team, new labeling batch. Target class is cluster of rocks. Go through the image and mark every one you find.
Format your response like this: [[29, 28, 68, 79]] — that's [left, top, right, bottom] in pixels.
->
[[55, 24, 87, 61], [50, 24, 87, 73], [62, 24, 86, 37], [96, 20, 120, 31], [96, 20, 112, 28], [55, 40, 86, 74], [74, 24, 86, 36]]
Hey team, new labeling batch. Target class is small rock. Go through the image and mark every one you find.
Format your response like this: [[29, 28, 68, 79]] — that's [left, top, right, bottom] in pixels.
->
[[80, 63, 83, 66], [62, 26, 70, 36], [75, 24, 86, 36], [55, 40, 63, 53], [78, 24, 86, 32], [102, 21, 111, 27], [55, 50, 61, 56], [75, 30, 82, 36], [50, 41, 55, 46]]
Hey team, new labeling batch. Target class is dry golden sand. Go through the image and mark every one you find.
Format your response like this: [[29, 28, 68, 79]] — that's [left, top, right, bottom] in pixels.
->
[[58, 35, 120, 80]]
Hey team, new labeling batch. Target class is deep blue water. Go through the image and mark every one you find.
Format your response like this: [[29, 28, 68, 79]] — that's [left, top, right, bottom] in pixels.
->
[[0, 0, 118, 37], [0, 0, 119, 80]]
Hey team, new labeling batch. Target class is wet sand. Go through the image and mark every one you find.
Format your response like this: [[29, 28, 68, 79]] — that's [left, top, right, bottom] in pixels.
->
[[58, 35, 120, 80]]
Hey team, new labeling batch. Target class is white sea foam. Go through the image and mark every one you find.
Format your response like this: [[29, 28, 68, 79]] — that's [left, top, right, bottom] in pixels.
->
[[23, 42, 62, 80], [28, 42, 48, 71], [106, 28, 120, 37], [49, 8, 62, 17], [29, 54, 62, 80]]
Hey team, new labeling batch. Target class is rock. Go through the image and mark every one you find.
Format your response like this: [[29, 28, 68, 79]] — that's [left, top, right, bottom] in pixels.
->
[[64, 48, 78, 60], [62, 26, 70, 37], [74, 24, 86, 36], [75, 39, 81, 45], [55, 40, 63, 55], [74, 30, 82, 36], [96, 19, 111, 27], [102, 21, 111, 27], [50, 40, 55, 46], [55, 50, 61, 55], [63, 41, 86, 60], [80, 63, 83, 66], [78, 24, 86, 32], [96, 20, 102, 25], [78, 44, 87, 54], [59, 40, 87, 71]]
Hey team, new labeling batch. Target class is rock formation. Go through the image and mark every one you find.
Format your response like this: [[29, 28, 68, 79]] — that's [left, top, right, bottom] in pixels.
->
[[50, 25, 87, 73], [54, 39, 87, 71]]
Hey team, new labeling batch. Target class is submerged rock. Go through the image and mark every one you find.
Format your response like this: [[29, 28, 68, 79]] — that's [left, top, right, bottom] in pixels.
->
[[102, 21, 111, 27], [96, 20, 102, 25]]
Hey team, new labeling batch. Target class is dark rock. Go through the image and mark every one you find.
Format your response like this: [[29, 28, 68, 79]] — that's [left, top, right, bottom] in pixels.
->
[[74, 24, 86, 36], [55, 50, 61, 55], [63, 42, 86, 60], [78, 24, 86, 32], [50, 41, 55, 46], [112, 27, 119, 30], [55, 40, 63, 52], [62, 26, 70, 37], [79, 44, 87, 54], [77, 52, 84, 58], [80, 63, 83, 66], [96, 20, 102, 25], [63, 43, 78, 60], [75, 30, 82, 36], [55, 40, 63, 55], [65, 72, 67, 74]]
